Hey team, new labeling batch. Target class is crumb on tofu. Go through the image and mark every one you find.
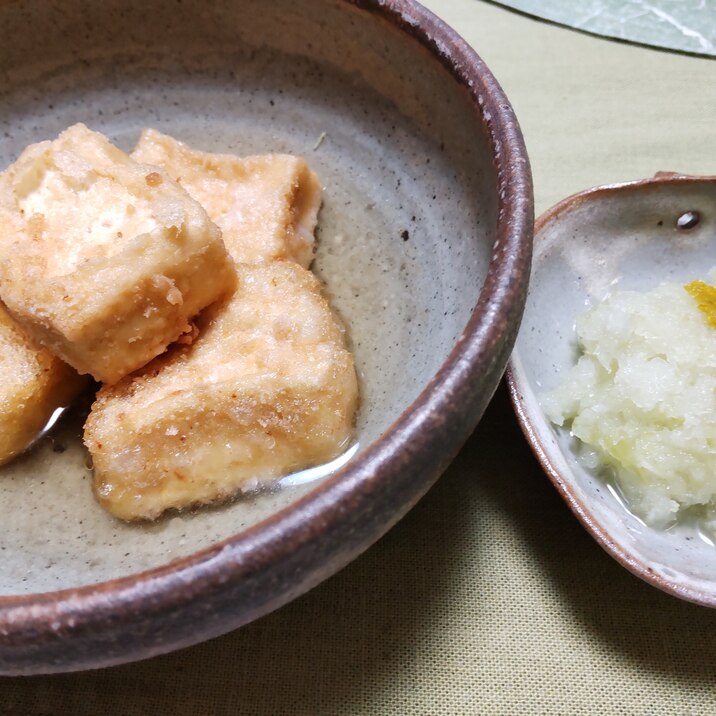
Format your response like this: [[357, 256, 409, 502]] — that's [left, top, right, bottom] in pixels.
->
[[0, 303, 87, 465], [131, 129, 322, 268], [0, 123, 237, 384], [85, 262, 358, 521]]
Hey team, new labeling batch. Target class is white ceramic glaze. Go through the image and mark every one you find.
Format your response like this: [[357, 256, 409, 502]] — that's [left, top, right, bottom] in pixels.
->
[[509, 175, 716, 606]]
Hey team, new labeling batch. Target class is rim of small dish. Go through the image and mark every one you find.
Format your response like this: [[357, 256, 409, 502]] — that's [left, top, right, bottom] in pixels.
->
[[0, 0, 533, 649], [507, 172, 716, 608]]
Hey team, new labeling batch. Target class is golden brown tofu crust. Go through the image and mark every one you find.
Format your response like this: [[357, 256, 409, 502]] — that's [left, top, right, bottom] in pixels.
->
[[0, 304, 87, 466], [131, 129, 321, 268], [85, 262, 359, 521], [0, 124, 237, 384]]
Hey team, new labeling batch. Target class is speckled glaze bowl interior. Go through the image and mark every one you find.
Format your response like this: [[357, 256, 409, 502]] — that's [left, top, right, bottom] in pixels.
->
[[0, 0, 532, 673]]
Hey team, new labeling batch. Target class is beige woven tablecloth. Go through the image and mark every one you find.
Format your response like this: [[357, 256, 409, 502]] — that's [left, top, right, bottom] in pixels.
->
[[3, 1, 716, 713]]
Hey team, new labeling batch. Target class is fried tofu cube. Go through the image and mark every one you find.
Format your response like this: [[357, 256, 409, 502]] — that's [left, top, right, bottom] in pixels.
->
[[131, 129, 321, 268], [0, 124, 237, 384], [0, 304, 87, 465], [85, 262, 358, 521]]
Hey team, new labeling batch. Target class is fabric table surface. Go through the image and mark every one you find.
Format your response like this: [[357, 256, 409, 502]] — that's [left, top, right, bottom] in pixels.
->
[[3, 1, 716, 713]]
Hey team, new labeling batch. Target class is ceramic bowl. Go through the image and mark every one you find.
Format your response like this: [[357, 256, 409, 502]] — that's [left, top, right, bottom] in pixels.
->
[[508, 173, 715, 606], [0, 0, 532, 673]]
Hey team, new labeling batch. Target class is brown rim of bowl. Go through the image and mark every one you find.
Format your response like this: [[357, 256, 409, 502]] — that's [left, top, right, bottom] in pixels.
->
[[532, 171, 716, 236], [506, 172, 716, 608], [0, 0, 533, 629]]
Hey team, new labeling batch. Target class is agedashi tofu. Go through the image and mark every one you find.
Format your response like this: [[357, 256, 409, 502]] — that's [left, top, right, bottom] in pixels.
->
[[0, 304, 87, 465], [0, 123, 236, 384], [85, 261, 359, 521], [131, 129, 321, 268]]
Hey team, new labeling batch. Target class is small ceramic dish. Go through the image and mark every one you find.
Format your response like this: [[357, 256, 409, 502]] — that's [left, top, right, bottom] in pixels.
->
[[508, 173, 715, 606], [0, 0, 533, 673]]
